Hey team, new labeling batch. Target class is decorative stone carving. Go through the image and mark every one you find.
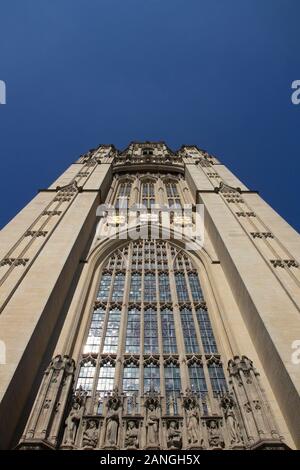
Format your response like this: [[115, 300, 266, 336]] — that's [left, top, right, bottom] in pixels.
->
[[251, 232, 274, 239], [167, 420, 182, 449], [82, 419, 99, 448], [25, 230, 48, 237], [271, 259, 299, 268], [18, 355, 76, 450], [183, 388, 203, 448], [220, 391, 242, 446], [145, 403, 159, 447], [104, 387, 122, 448], [227, 356, 283, 449], [64, 401, 84, 446], [0, 257, 29, 267], [144, 387, 160, 448], [124, 420, 139, 449], [236, 211, 256, 217], [206, 418, 224, 449], [42, 210, 62, 216]]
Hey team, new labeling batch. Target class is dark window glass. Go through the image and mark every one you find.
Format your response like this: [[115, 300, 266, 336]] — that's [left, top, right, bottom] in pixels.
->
[[180, 307, 199, 353]]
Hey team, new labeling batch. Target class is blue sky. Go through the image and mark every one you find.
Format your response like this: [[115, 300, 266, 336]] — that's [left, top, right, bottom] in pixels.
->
[[0, 0, 299, 231]]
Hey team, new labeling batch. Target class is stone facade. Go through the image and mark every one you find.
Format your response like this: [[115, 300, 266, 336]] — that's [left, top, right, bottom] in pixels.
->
[[0, 142, 299, 450]]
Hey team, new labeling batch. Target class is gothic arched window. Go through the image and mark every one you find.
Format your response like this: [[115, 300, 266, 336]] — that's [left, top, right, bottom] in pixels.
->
[[76, 240, 227, 408]]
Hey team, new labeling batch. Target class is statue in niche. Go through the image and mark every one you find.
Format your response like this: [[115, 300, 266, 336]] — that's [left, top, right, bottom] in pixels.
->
[[167, 395, 176, 416], [146, 403, 159, 446], [207, 419, 224, 448], [105, 387, 121, 447], [64, 401, 83, 446], [186, 402, 200, 444], [167, 420, 182, 449], [82, 420, 99, 448], [124, 420, 139, 449], [128, 392, 138, 415], [105, 402, 120, 446], [220, 392, 241, 445]]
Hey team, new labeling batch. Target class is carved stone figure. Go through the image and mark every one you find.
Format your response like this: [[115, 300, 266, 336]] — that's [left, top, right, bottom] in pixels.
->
[[207, 419, 224, 448], [221, 392, 241, 445], [124, 420, 139, 449], [64, 402, 83, 446], [128, 392, 138, 415], [186, 403, 199, 444], [167, 395, 176, 416], [104, 387, 121, 447], [167, 420, 182, 449], [105, 402, 120, 446], [146, 403, 159, 446], [82, 420, 99, 448]]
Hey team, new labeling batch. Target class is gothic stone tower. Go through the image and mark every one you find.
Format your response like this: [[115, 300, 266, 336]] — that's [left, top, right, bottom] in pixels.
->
[[0, 142, 299, 450]]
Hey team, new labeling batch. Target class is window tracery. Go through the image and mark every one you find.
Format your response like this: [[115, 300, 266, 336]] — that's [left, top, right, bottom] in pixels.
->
[[76, 241, 226, 408]]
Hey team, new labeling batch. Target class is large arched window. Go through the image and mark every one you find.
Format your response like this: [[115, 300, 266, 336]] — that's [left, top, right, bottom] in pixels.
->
[[75, 240, 227, 407]]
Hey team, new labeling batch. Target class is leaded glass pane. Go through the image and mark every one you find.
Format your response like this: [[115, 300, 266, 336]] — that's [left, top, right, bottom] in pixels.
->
[[196, 308, 218, 354], [188, 272, 203, 302], [84, 307, 105, 354], [129, 273, 141, 302], [144, 364, 160, 392], [144, 273, 156, 302], [123, 365, 139, 395], [180, 307, 200, 353], [144, 307, 158, 354], [103, 307, 121, 353], [175, 272, 189, 302], [125, 307, 140, 353], [111, 272, 125, 302], [161, 308, 177, 353], [97, 273, 111, 301], [159, 272, 171, 302], [189, 364, 207, 397], [208, 363, 227, 396], [97, 364, 115, 396], [77, 361, 95, 393]]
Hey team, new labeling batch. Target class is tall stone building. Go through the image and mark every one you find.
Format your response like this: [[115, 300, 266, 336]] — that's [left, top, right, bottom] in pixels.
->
[[0, 141, 299, 450]]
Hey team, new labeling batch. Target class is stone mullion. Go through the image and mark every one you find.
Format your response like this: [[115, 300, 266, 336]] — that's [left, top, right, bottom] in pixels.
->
[[166, 243, 189, 393], [114, 250, 132, 390], [155, 242, 165, 400], [141, 241, 146, 394]]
